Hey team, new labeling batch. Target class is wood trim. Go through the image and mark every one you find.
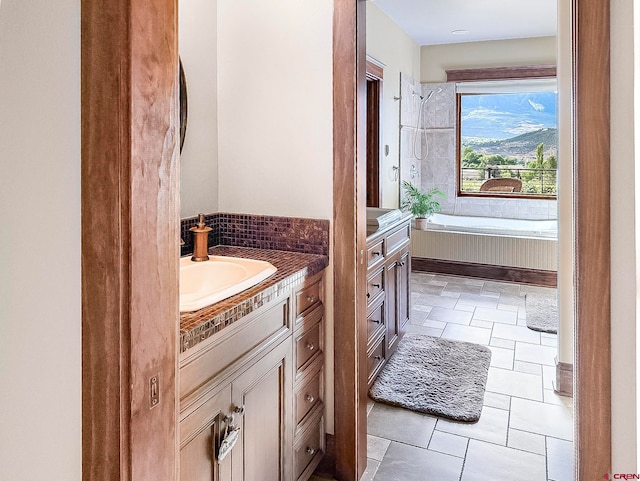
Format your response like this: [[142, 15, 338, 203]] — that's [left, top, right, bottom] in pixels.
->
[[333, 0, 367, 480], [555, 361, 574, 397], [365, 59, 384, 80], [574, 0, 611, 477], [81, 1, 179, 479], [412, 257, 557, 288], [446, 64, 557, 83], [366, 77, 381, 207]]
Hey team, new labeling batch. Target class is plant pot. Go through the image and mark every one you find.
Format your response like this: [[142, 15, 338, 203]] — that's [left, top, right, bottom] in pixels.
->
[[414, 217, 429, 230]]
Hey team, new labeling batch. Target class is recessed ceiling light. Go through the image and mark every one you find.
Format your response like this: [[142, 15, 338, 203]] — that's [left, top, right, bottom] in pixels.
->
[[451, 29, 469, 35]]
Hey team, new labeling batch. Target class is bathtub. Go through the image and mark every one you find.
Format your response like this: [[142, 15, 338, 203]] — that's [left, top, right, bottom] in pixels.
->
[[411, 213, 558, 271], [427, 213, 558, 239]]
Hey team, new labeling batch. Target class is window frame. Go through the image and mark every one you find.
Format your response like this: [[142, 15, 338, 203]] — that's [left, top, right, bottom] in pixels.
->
[[451, 66, 558, 200]]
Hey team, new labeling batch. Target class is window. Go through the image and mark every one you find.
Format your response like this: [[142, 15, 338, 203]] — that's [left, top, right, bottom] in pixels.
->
[[456, 78, 558, 199]]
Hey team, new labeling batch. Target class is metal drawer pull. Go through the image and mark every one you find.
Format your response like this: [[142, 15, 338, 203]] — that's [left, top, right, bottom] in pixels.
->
[[371, 319, 381, 324], [372, 283, 380, 288], [372, 251, 381, 256], [366, 292, 371, 299], [305, 342, 316, 351], [233, 404, 245, 415], [374, 355, 382, 361], [306, 447, 316, 456], [306, 295, 315, 303], [305, 394, 315, 403], [396, 261, 406, 267]]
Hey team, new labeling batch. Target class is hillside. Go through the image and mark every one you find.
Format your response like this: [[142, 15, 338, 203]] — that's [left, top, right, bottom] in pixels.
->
[[462, 128, 557, 162]]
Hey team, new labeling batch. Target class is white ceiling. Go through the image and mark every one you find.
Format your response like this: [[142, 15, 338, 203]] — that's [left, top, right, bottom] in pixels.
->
[[371, 0, 557, 46]]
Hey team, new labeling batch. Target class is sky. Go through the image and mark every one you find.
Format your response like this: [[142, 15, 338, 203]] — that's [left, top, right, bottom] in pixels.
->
[[460, 92, 557, 140]]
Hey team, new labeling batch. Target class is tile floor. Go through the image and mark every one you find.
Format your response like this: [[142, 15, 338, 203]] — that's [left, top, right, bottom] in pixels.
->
[[363, 272, 574, 481]]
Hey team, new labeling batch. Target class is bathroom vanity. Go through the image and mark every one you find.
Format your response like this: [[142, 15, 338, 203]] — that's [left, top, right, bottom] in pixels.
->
[[365, 212, 413, 386], [178, 246, 327, 481]]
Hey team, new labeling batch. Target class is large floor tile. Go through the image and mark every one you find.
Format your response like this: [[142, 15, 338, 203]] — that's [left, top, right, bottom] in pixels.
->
[[491, 323, 541, 344], [473, 307, 518, 325], [435, 406, 508, 445], [441, 323, 491, 345], [367, 435, 391, 461], [515, 342, 557, 366], [428, 306, 473, 325], [485, 367, 543, 401], [547, 437, 574, 481], [483, 391, 511, 411], [373, 442, 463, 481], [488, 345, 514, 370], [367, 403, 437, 448], [415, 293, 458, 309], [457, 293, 499, 309], [460, 439, 546, 481], [510, 397, 573, 440], [428, 430, 469, 458], [361, 459, 380, 481], [507, 428, 546, 455], [406, 324, 443, 337]]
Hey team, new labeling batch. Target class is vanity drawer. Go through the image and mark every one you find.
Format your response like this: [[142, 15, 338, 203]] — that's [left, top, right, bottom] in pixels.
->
[[386, 223, 411, 255], [366, 299, 385, 345], [294, 417, 324, 481], [296, 278, 322, 317], [367, 337, 386, 386], [366, 268, 384, 307], [295, 321, 322, 372], [295, 372, 322, 427], [367, 239, 385, 268]]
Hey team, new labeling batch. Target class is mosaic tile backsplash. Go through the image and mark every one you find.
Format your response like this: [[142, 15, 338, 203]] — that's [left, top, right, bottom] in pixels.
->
[[180, 212, 330, 257]]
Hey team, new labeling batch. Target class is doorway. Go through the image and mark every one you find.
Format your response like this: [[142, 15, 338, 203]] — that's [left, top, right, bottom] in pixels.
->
[[332, 0, 611, 480]]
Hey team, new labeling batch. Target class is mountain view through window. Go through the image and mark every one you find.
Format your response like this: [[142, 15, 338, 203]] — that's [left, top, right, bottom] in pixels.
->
[[459, 91, 558, 196]]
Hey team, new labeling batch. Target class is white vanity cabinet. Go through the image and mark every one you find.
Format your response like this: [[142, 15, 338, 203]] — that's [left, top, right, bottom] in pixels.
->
[[178, 271, 325, 481]]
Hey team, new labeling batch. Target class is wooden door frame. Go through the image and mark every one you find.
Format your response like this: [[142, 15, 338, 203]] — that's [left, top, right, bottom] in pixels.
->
[[365, 59, 383, 207], [81, 0, 179, 479], [81, 0, 610, 478], [332, 0, 611, 479]]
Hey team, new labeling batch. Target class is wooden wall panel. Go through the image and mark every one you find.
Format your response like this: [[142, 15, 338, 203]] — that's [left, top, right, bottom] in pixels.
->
[[333, 0, 367, 480], [574, 0, 611, 477], [81, 0, 179, 479]]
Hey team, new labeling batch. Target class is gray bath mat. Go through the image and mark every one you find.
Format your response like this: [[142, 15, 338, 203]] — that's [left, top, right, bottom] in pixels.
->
[[369, 334, 491, 423], [525, 293, 558, 334]]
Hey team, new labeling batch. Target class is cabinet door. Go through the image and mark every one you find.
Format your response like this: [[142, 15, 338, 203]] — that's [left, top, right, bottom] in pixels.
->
[[231, 339, 294, 481], [386, 246, 410, 358], [180, 385, 233, 481]]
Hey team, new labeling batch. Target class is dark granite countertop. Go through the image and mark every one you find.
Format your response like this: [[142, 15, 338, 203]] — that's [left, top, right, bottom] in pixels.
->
[[179, 245, 328, 353]]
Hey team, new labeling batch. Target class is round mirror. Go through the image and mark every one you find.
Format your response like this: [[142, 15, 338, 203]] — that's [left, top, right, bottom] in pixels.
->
[[179, 58, 188, 152]]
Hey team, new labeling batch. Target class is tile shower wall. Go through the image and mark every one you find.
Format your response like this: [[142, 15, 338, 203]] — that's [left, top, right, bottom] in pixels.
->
[[400, 80, 558, 220], [180, 212, 330, 257]]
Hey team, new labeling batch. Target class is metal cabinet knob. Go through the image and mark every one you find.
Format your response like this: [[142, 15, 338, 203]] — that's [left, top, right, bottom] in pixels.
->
[[306, 447, 316, 456], [306, 295, 315, 303], [233, 404, 246, 416], [306, 342, 315, 351], [374, 355, 382, 361], [305, 394, 315, 403]]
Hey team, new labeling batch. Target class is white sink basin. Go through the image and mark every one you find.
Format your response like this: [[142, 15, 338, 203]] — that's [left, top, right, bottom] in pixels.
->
[[180, 255, 277, 312]]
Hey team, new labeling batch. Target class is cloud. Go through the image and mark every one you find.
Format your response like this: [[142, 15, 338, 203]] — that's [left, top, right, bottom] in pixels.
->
[[528, 99, 545, 112], [504, 121, 547, 135]]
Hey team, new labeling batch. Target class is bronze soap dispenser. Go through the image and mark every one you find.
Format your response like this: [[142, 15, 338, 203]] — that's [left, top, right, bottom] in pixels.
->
[[190, 213, 212, 262]]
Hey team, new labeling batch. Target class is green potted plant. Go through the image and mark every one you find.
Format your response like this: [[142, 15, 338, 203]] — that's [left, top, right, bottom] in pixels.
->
[[401, 181, 445, 229]]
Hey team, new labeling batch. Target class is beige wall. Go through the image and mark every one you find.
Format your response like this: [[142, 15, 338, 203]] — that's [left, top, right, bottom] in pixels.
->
[[217, 0, 333, 220], [179, 0, 219, 218], [216, 0, 335, 432], [366, 1, 421, 209], [610, 0, 638, 470], [0, 0, 81, 479], [421, 36, 557, 83]]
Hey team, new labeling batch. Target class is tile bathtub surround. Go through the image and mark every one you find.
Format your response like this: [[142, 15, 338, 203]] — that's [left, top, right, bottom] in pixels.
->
[[180, 212, 330, 257], [179, 246, 328, 352]]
